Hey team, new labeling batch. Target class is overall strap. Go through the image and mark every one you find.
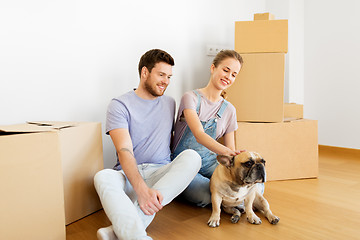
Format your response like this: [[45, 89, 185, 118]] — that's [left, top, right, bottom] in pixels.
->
[[216, 99, 229, 119], [193, 90, 202, 115]]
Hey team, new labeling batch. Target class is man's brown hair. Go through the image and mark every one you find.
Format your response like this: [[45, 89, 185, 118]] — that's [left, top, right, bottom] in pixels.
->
[[138, 49, 175, 77]]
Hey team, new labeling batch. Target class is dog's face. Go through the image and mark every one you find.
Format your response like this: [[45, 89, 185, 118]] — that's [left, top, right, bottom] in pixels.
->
[[217, 151, 266, 185]]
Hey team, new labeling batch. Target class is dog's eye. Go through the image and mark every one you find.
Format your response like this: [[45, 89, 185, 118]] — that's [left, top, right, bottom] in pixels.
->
[[261, 159, 266, 165], [243, 160, 254, 168]]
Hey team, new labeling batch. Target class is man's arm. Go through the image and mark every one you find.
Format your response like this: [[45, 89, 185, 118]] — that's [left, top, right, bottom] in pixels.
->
[[109, 128, 163, 215]]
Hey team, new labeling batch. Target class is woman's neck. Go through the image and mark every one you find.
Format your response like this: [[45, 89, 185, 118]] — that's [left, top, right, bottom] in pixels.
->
[[199, 83, 222, 103]]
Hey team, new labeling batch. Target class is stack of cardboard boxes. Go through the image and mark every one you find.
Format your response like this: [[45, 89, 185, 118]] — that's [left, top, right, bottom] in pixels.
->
[[226, 13, 318, 181]]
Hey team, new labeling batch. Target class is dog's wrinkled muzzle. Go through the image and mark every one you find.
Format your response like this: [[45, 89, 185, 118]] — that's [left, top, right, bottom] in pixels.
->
[[244, 163, 266, 184], [257, 164, 266, 183]]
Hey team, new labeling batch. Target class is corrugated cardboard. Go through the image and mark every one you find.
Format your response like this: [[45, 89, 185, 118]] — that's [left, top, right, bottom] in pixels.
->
[[284, 103, 303, 120], [0, 121, 104, 230], [226, 53, 285, 123], [0, 128, 66, 239], [235, 119, 318, 181], [254, 12, 275, 20], [55, 121, 104, 225], [235, 19, 288, 53]]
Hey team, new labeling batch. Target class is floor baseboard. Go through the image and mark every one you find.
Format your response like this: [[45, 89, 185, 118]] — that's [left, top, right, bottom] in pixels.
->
[[319, 145, 360, 158]]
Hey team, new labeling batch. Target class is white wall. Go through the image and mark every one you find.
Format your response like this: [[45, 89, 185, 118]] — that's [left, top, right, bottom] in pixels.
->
[[3, 0, 357, 170], [265, 0, 305, 104], [304, 0, 360, 149], [0, 0, 266, 168], [266, 0, 360, 150]]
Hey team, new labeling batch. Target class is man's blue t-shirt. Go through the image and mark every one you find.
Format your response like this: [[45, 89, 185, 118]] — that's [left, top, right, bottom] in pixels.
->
[[106, 90, 176, 170]]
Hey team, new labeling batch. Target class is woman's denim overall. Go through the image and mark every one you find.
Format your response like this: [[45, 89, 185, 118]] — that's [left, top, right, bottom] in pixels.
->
[[171, 90, 229, 207]]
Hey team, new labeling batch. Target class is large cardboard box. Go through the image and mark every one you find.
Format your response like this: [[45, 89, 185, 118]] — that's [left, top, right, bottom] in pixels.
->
[[235, 19, 288, 53], [0, 125, 66, 240], [235, 119, 318, 181], [0, 121, 104, 235], [226, 53, 285, 123]]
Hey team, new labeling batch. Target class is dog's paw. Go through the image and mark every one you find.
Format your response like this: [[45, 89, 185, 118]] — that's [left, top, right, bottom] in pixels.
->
[[208, 217, 220, 228], [230, 215, 240, 224], [267, 215, 280, 225], [235, 205, 245, 214], [247, 214, 262, 225]]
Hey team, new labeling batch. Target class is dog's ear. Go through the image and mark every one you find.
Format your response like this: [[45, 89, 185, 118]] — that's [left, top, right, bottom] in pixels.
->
[[217, 155, 234, 168]]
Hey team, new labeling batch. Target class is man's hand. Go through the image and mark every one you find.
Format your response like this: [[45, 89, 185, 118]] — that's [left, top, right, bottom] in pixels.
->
[[109, 129, 164, 215], [136, 185, 163, 215]]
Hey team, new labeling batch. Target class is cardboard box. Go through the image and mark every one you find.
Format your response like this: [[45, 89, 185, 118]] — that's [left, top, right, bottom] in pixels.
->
[[235, 119, 318, 181], [0, 121, 104, 233], [284, 103, 303, 120], [0, 125, 66, 239], [235, 19, 288, 53], [254, 12, 275, 20], [54, 121, 104, 224], [226, 53, 285, 123]]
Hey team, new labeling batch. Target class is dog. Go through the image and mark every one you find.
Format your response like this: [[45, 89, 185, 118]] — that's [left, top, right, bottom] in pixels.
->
[[208, 151, 279, 227]]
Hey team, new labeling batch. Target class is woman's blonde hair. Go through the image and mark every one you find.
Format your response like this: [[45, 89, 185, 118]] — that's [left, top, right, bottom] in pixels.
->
[[213, 50, 243, 99], [213, 49, 243, 67]]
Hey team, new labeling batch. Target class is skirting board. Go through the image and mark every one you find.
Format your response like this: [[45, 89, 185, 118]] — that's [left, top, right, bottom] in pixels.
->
[[319, 145, 360, 159]]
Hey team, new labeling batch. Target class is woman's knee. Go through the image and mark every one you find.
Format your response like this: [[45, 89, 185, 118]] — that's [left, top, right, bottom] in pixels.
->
[[181, 174, 211, 207], [181, 186, 211, 207]]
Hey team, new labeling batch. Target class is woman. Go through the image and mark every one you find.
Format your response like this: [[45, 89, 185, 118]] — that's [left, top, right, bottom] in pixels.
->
[[171, 50, 244, 207]]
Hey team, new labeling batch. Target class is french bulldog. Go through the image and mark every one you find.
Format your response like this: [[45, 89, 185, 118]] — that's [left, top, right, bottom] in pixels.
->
[[208, 151, 279, 227]]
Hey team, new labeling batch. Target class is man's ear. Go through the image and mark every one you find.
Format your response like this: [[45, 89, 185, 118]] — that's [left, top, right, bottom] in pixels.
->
[[141, 66, 149, 79], [217, 155, 234, 168]]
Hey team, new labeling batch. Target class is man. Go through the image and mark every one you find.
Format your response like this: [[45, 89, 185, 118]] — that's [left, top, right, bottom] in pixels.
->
[[94, 49, 201, 240]]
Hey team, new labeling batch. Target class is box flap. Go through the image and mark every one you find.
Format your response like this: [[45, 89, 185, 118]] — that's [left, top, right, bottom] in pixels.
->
[[27, 121, 76, 130], [0, 124, 51, 133], [0, 122, 76, 134]]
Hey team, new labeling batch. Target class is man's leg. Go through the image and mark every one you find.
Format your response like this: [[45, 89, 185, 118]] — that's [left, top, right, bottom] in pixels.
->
[[137, 149, 201, 228], [94, 169, 151, 240]]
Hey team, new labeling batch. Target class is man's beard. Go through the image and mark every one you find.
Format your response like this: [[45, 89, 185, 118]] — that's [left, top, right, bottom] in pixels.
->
[[144, 80, 167, 97]]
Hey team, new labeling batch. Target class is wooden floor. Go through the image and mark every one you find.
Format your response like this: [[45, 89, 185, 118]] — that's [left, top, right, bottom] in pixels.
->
[[66, 146, 360, 240]]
